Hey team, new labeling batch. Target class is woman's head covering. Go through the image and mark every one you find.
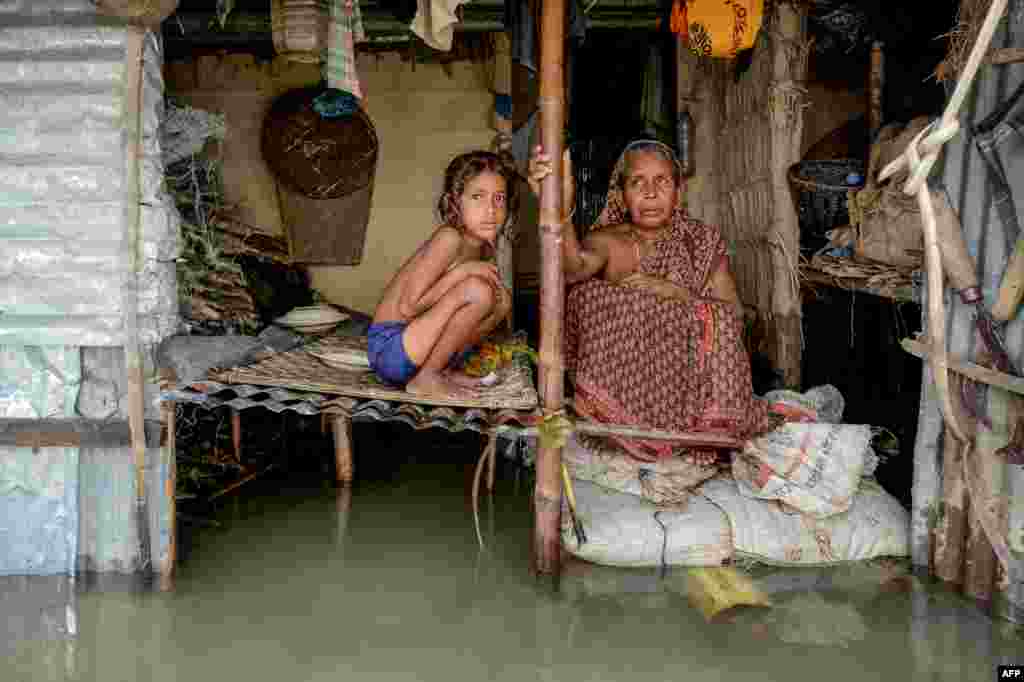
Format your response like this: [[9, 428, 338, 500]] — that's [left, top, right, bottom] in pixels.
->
[[593, 139, 686, 232]]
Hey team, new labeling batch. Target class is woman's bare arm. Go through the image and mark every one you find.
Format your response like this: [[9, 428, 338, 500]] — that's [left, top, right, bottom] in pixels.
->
[[563, 228, 612, 284], [707, 259, 743, 308]]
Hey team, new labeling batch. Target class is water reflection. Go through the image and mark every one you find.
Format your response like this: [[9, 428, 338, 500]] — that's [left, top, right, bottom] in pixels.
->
[[2, 458, 1022, 682]]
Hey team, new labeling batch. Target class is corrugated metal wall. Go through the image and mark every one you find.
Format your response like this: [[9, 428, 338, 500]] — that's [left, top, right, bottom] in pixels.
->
[[912, 0, 1024, 623], [0, 0, 178, 347], [0, 1, 178, 576]]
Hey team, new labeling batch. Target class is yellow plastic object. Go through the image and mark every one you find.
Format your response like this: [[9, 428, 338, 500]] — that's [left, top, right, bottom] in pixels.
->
[[671, 0, 764, 58], [685, 566, 770, 621]]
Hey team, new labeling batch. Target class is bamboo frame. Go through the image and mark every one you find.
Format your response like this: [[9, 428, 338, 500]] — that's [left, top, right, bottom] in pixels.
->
[[123, 26, 152, 573], [533, 0, 567, 576]]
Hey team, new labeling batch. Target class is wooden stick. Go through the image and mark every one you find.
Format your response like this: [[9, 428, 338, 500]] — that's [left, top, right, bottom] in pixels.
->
[[901, 338, 1024, 396], [533, 0, 567, 577], [208, 464, 275, 501], [508, 421, 743, 449], [122, 26, 151, 573]]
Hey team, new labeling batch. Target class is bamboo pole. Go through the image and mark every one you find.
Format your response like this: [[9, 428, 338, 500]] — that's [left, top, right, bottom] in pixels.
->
[[160, 402, 176, 591], [868, 42, 884, 146], [934, 426, 967, 585], [122, 26, 152, 573], [533, 0, 567, 576], [768, 2, 807, 388]]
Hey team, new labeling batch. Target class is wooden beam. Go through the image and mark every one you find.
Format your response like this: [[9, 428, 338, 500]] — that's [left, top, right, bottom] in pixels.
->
[[901, 338, 1024, 396], [0, 419, 163, 449], [533, 0, 567, 577]]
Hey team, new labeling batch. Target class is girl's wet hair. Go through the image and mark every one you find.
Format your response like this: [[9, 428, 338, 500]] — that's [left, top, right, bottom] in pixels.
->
[[618, 139, 682, 189], [437, 150, 519, 229]]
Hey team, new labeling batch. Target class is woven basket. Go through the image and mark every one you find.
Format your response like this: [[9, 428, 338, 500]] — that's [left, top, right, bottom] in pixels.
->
[[270, 0, 330, 64], [788, 159, 864, 253], [262, 86, 378, 200], [94, 0, 179, 26]]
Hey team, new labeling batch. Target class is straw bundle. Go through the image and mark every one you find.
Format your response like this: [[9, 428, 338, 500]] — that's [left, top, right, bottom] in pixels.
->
[[94, 0, 179, 26], [271, 0, 330, 64]]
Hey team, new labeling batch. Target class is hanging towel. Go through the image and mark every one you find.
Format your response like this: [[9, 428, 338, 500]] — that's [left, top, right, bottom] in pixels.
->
[[325, 0, 367, 99], [411, 0, 469, 52], [671, 0, 764, 58]]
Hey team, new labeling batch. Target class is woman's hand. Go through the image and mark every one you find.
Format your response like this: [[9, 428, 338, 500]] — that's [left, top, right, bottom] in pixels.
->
[[619, 273, 690, 302], [527, 145, 576, 221]]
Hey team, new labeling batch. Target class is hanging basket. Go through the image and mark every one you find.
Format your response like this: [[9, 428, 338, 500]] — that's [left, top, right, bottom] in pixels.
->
[[788, 159, 864, 253], [270, 0, 330, 64], [262, 87, 379, 265], [93, 0, 179, 27], [262, 86, 378, 200]]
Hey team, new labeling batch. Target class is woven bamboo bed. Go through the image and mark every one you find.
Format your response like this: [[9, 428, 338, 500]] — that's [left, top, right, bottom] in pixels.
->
[[208, 335, 539, 411]]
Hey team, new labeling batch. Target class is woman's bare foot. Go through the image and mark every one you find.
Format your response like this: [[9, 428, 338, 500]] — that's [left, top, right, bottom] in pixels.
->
[[406, 368, 475, 399]]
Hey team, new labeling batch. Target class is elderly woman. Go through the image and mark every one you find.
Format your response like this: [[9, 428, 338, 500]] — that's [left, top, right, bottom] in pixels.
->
[[529, 140, 771, 461]]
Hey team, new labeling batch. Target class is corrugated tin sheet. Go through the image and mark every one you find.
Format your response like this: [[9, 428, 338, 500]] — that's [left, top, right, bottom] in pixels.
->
[[0, 345, 80, 576], [911, 1, 1024, 623], [165, 381, 542, 433], [0, 0, 179, 346]]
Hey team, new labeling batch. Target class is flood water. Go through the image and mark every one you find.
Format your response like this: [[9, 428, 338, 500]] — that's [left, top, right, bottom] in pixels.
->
[[2, 424, 1021, 682]]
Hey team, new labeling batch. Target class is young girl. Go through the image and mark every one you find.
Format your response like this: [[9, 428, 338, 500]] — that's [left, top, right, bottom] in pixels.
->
[[368, 151, 516, 398]]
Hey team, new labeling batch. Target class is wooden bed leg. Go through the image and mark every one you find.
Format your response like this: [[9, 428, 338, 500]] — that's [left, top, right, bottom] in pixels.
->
[[486, 433, 498, 492], [231, 409, 242, 463], [331, 414, 354, 485]]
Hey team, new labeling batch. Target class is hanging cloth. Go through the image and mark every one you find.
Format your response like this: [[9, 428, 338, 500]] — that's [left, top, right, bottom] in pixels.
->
[[411, 0, 469, 51], [670, 0, 764, 58], [324, 0, 367, 99]]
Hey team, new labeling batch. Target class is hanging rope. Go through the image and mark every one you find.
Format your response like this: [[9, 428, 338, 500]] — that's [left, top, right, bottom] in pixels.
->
[[879, 0, 1010, 444]]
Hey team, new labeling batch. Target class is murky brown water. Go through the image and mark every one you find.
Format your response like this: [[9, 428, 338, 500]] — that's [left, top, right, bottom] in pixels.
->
[[2, 430, 1021, 682]]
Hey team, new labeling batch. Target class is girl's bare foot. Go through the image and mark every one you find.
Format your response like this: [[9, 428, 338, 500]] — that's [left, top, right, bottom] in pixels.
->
[[443, 368, 489, 389], [406, 368, 475, 399]]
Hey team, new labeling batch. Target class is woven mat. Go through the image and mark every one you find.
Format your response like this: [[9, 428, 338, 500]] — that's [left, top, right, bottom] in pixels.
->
[[208, 339, 539, 410]]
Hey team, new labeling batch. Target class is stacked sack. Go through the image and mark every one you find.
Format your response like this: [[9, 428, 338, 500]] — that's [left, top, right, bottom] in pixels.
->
[[562, 385, 910, 568]]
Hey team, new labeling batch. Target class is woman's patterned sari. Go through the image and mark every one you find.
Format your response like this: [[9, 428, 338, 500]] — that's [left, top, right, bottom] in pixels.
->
[[565, 143, 771, 461]]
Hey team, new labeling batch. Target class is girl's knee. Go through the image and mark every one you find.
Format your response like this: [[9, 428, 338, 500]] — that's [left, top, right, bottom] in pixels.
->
[[461, 275, 497, 306]]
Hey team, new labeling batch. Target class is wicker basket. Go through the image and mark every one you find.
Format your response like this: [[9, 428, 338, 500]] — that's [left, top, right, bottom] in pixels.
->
[[270, 0, 330, 64], [94, 0, 179, 26], [262, 87, 378, 200], [788, 159, 865, 253], [262, 87, 379, 265]]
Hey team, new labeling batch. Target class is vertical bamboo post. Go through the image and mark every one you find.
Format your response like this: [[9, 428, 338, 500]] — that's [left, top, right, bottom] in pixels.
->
[[533, 0, 567, 576], [868, 41, 884, 147], [160, 402, 177, 591], [768, 2, 807, 389], [122, 25, 151, 572], [963, 385, 1005, 604], [934, 426, 967, 585]]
